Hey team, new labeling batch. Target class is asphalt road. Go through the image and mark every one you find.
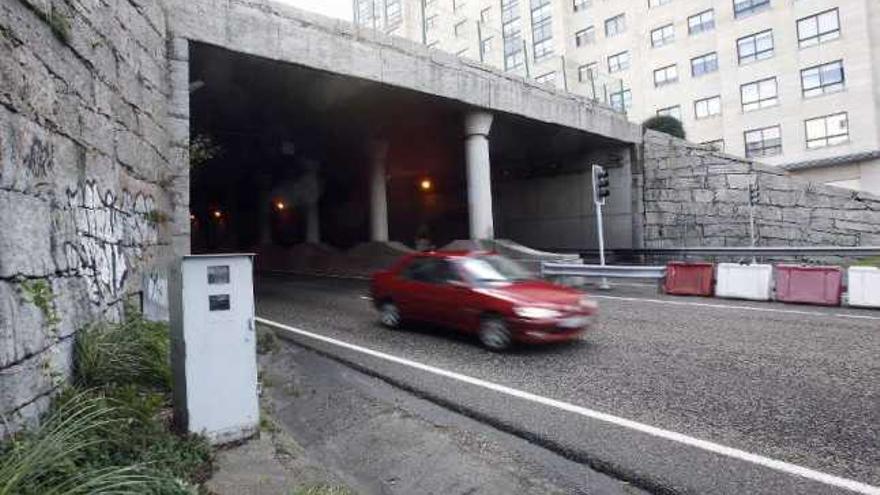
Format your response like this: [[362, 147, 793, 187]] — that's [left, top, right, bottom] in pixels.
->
[[255, 274, 880, 495]]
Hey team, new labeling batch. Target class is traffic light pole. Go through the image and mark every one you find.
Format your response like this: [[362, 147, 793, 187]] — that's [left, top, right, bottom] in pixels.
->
[[595, 200, 610, 290], [591, 164, 611, 290]]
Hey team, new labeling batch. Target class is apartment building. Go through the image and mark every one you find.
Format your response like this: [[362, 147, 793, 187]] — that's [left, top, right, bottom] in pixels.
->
[[353, 0, 880, 193]]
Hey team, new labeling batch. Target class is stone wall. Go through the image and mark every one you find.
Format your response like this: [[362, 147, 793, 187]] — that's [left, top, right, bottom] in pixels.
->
[[641, 130, 880, 248], [0, 0, 179, 432]]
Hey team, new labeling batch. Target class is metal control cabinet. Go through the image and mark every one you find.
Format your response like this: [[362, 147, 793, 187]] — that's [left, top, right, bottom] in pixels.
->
[[169, 254, 259, 444]]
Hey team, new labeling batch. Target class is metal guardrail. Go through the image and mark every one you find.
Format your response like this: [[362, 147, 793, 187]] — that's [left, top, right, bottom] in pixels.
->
[[562, 246, 880, 258], [541, 263, 667, 280]]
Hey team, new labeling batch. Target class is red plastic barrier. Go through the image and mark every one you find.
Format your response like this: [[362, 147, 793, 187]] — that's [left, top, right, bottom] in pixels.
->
[[775, 265, 843, 306], [664, 262, 714, 296]]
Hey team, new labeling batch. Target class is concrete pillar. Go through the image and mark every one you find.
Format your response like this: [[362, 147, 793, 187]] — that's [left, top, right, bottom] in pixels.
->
[[369, 139, 389, 242], [257, 173, 273, 245], [303, 159, 321, 244], [464, 111, 495, 240]]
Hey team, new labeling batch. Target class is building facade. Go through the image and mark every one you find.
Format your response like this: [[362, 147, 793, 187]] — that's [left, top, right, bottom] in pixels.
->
[[354, 0, 880, 193]]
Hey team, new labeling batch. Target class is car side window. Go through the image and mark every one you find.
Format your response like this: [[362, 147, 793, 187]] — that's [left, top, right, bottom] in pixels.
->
[[402, 258, 461, 285], [402, 258, 438, 283]]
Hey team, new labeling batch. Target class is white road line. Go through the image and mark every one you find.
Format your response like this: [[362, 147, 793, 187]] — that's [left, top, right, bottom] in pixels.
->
[[591, 295, 880, 321], [256, 316, 880, 495]]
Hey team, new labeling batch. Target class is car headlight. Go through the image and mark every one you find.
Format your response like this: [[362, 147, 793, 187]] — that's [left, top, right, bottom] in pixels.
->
[[579, 296, 598, 311], [513, 306, 562, 319]]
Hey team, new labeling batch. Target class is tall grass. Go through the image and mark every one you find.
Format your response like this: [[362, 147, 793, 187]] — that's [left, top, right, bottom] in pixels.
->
[[0, 314, 212, 494], [0, 392, 154, 495], [74, 317, 171, 391]]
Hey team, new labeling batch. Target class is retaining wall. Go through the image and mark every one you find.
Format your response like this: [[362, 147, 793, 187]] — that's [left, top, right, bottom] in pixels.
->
[[641, 130, 880, 249], [0, 0, 181, 432]]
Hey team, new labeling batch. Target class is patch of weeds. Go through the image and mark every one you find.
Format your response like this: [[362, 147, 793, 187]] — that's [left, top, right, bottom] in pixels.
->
[[189, 135, 221, 169], [290, 485, 354, 495], [46, 7, 70, 44], [260, 416, 278, 433], [282, 383, 301, 398], [0, 315, 214, 494], [256, 328, 279, 355], [74, 316, 172, 390], [20, 279, 60, 330], [146, 209, 172, 225], [850, 256, 880, 267]]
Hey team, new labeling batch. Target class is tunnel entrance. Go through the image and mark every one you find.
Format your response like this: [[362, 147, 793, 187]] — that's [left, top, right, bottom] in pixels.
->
[[188, 42, 632, 264]]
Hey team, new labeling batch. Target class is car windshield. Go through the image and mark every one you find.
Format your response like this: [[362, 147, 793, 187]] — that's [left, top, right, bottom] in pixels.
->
[[457, 255, 532, 284]]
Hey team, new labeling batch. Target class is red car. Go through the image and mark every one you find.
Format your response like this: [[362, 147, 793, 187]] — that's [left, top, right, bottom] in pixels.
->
[[370, 251, 598, 351]]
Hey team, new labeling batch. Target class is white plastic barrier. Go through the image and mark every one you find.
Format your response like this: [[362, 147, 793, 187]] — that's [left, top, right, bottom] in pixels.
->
[[847, 266, 880, 308], [715, 263, 773, 301]]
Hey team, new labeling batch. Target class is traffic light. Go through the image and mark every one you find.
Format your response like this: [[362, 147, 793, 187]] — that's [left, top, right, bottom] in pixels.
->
[[592, 164, 610, 205], [749, 182, 760, 206]]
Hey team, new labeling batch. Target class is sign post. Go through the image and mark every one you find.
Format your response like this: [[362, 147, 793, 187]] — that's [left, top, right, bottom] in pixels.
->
[[591, 165, 611, 290], [748, 182, 759, 264]]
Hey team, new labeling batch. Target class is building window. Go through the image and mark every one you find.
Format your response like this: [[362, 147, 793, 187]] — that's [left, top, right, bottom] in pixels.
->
[[385, 0, 402, 28], [691, 52, 718, 76], [805, 113, 849, 149], [535, 71, 557, 86], [744, 125, 782, 158], [573, 0, 591, 12], [734, 0, 770, 19], [657, 105, 682, 120], [650, 24, 675, 48], [607, 51, 630, 73], [688, 9, 715, 35], [741, 77, 778, 111], [578, 62, 598, 82], [480, 7, 491, 24], [605, 13, 626, 37], [481, 36, 493, 55], [702, 139, 724, 152], [648, 0, 672, 7], [610, 88, 632, 112], [575, 26, 595, 47], [801, 60, 844, 97], [653, 64, 678, 87], [737, 30, 773, 64], [797, 9, 839, 47], [453, 0, 465, 11], [454, 20, 467, 37], [694, 95, 721, 119], [530, 0, 553, 60], [501, 0, 524, 70], [426, 15, 437, 31]]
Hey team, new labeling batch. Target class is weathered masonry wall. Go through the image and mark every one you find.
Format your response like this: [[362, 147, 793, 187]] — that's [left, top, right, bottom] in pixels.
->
[[641, 131, 880, 248], [0, 0, 180, 432]]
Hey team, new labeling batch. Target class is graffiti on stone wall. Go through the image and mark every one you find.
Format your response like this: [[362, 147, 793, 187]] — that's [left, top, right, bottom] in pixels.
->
[[64, 181, 158, 304], [142, 269, 169, 321], [24, 137, 53, 179]]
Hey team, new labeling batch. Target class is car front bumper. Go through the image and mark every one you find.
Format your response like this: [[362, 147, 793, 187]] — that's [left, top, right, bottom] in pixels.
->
[[509, 314, 594, 344]]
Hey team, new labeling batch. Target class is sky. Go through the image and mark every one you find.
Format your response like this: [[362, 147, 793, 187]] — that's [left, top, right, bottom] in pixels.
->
[[274, 0, 352, 20]]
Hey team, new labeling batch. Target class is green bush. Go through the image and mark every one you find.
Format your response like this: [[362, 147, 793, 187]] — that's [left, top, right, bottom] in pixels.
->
[[643, 115, 686, 139], [1, 316, 213, 495], [74, 317, 172, 391], [256, 328, 279, 355]]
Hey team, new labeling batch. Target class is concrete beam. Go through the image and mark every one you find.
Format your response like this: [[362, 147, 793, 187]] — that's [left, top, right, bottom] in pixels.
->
[[167, 0, 642, 145]]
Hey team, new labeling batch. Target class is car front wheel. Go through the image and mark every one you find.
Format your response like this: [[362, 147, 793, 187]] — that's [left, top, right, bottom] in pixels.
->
[[478, 317, 512, 351], [379, 301, 402, 329]]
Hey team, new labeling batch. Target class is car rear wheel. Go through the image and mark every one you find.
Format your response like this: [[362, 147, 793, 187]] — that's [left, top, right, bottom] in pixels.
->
[[479, 317, 512, 351], [379, 301, 402, 329]]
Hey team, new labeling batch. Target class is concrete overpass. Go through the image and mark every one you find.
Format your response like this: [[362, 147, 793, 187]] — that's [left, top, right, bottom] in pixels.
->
[[165, 0, 644, 258]]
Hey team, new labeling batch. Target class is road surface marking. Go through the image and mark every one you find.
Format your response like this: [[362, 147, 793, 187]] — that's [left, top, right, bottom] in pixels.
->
[[590, 295, 880, 321], [256, 316, 880, 495]]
